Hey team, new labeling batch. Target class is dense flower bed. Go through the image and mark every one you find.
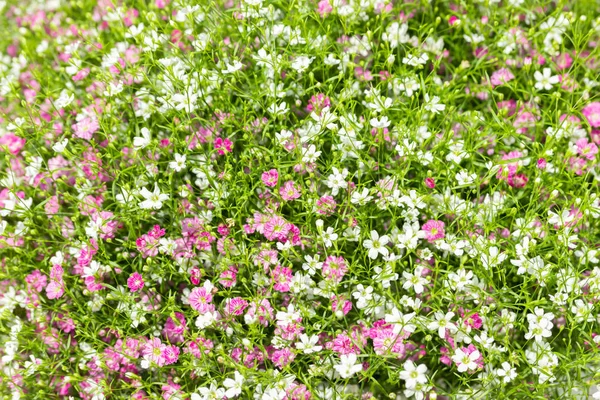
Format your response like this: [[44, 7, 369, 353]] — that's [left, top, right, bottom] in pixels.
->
[[1, 0, 600, 399]]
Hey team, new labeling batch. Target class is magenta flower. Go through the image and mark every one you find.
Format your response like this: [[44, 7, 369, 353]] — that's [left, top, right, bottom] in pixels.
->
[[214, 137, 233, 155], [127, 272, 145, 292]]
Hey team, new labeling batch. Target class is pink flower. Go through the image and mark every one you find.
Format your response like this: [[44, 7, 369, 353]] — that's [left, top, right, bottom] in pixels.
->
[[424, 177, 435, 189], [262, 169, 279, 187], [317, 0, 333, 17], [271, 348, 295, 368], [225, 297, 249, 316], [263, 215, 290, 242], [72, 116, 99, 140], [576, 138, 598, 160], [271, 265, 293, 292], [490, 68, 515, 87], [582, 102, 600, 127], [163, 345, 180, 365], [188, 285, 213, 313], [316, 195, 336, 216], [127, 272, 145, 292], [46, 280, 65, 299], [190, 266, 202, 285], [322, 255, 348, 283], [142, 337, 167, 366], [0, 133, 26, 155], [422, 220, 445, 242], [279, 180, 301, 201], [25, 270, 47, 293], [214, 137, 233, 155]]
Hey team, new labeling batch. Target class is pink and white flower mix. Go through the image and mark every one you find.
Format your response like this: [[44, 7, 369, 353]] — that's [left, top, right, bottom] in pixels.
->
[[1, 0, 600, 399]]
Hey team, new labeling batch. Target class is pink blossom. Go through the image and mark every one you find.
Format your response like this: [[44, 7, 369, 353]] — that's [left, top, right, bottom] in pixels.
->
[[279, 180, 301, 201], [422, 220, 445, 242], [263, 215, 290, 242], [271, 265, 293, 292], [127, 272, 145, 292], [582, 102, 600, 127], [576, 138, 598, 160], [322, 255, 348, 283], [72, 116, 99, 140], [142, 337, 167, 366], [262, 169, 279, 187], [490, 68, 515, 87], [0, 133, 26, 155], [188, 286, 213, 313], [214, 137, 233, 155], [271, 347, 295, 368], [225, 297, 249, 316], [25, 270, 47, 293]]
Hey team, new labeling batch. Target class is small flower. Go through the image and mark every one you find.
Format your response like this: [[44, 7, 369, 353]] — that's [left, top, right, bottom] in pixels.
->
[[295, 334, 323, 354], [169, 153, 187, 172], [333, 353, 363, 379], [534, 68, 559, 91], [496, 362, 517, 383], [127, 272, 145, 292], [133, 128, 151, 150], [223, 371, 244, 398], [452, 347, 481, 373], [363, 230, 390, 260], [399, 360, 428, 389], [139, 184, 169, 210]]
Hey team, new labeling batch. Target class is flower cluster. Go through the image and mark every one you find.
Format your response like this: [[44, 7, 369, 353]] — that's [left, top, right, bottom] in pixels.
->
[[1, 0, 600, 399]]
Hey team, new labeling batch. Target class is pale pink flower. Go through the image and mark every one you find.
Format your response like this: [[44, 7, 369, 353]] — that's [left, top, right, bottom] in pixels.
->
[[422, 220, 445, 242], [582, 102, 600, 127]]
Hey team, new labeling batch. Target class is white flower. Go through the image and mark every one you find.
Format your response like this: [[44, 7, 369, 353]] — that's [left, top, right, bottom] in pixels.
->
[[169, 153, 187, 172], [324, 167, 349, 195], [133, 128, 151, 150], [382, 22, 409, 48], [370, 116, 391, 129], [427, 311, 457, 339], [402, 266, 429, 294], [351, 188, 373, 205], [222, 60, 243, 74], [496, 362, 517, 383], [455, 170, 477, 186], [191, 383, 225, 400], [481, 246, 507, 269], [363, 230, 390, 260], [138, 184, 169, 210], [52, 138, 69, 153], [384, 308, 416, 335], [399, 360, 428, 389], [55, 90, 74, 108], [570, 299, 594, 322], [333, 353, 363, 379], [321, 226, 338, 247], [452, 348, 480, 372], [534, 68, 559, 91], [352, 284, 374, 308], [291, 56, 314, 73], [223, 371, 244, 398], [423, 94, 445, 114], [295, 334, 322, 354], [302, 144, 321, 163]]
